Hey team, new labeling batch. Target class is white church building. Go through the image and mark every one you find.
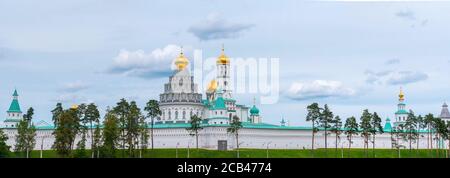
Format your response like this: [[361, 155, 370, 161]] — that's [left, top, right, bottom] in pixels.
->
[[1, 48, 449, 151]]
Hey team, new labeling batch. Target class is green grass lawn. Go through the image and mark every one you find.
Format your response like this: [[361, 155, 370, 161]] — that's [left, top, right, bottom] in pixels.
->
[[4, 148, 450, 158]]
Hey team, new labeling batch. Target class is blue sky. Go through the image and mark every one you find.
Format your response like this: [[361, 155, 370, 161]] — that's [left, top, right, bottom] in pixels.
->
[[1, 0, 449, 126]]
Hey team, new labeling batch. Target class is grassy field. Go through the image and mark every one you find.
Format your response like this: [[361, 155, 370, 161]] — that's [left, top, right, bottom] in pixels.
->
[[4, 148, 450, 158]]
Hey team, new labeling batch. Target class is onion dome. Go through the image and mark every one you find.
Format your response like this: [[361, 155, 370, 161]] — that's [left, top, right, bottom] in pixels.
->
[[399, 87, 405, 102], [250, 105, 259, 115], [70, 104, 79, 110], [174, 47, 189, 70], [207, 79, 218, 93], [217, 45, 230, 65]]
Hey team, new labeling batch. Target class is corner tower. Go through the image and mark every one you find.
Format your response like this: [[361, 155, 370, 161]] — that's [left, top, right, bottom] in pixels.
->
[[4, 89, 23, 128]]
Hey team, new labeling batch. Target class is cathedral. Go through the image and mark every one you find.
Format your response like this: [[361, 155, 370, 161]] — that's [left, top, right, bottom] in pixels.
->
[[1, 48, 449, 150], [157, 47, 258, 125]]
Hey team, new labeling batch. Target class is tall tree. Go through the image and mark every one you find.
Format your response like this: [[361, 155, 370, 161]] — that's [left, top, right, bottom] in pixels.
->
[[370, 112, 383, 157], [404, 110, 418, 151], [424, 114, 435, 150], [75, 104, 88, 158], [144, 100, 161, 150], [187, 115, 203, 149], [138, 116, 149, 157], [320, 104, 333, 150], [434, 118, 447, 157], [113, 98, 130, 157], [331, 115, 342, 153], [344, 116, 358, 151], [306, 103, 321, 152], [52, 108, 80, 157], [416, 115, 425, 149], [102, 109, 120, 158], [0, 129, 11, 158], [15, 107, 36, 158], [51, 103, 63, 126], [84, 103, 100, 158], [227, 115, 243, 158], [359, 109, 372, 157], [126, 101, 142, 157], [93, 124, 102, 158]]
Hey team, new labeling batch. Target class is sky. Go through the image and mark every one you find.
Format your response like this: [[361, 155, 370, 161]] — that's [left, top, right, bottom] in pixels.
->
[[0, 0, 449, 126]]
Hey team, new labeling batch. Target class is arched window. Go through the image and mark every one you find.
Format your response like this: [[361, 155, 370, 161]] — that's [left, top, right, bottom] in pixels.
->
[[175, 110, 179, 120], [182, 110, 186, 119], [168, 110, 172, 120]]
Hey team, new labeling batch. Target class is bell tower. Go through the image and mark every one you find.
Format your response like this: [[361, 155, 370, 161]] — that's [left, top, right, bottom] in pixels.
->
[[216, 44, 232, 99]]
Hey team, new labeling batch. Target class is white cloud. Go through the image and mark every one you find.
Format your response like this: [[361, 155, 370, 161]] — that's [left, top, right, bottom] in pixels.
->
[[365, 70, 428, 85], [287, 80, 355, 100], [108, 44, 188, 78], [54, 93, 93, 104], [61, 80, 89, 92], [188, 13, 254, 41], [387, 71, 428, 85]]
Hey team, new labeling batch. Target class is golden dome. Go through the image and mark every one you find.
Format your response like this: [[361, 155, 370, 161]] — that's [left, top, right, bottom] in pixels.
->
[[399, 88, 405, 101], [174, 51, 189, 70], [70, 104, 79, 109], [217, 45, 230, 65], [207, 79, 217, 92]]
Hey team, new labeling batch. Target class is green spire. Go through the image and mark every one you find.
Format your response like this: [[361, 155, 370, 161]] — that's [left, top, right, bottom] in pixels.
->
[[8, 89, 21, 113], [13, 89, 18, 97]]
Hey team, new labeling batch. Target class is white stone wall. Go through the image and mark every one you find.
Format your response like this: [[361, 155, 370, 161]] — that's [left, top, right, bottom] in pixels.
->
[[3, 127, 447, 151]]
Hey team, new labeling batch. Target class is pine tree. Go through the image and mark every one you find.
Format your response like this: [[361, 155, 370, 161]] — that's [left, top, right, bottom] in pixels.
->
[[187, 115, 203, 149], [126, 101, 142, 157], [344, 116, 358, 154], [144, 100, 161, 150], [424, 113, 435, 151], [306, 103, 321, 153], [359, 109, 372, 157], [52, 108, 80, 157], [84, 103, 100, 158], [404, 110, 418, 151], [93, 123, 102, 158], [370, 112, 383, 157], [320, 104, 333, 150], [101, 109, 120, 158], [331, 115, 342, 153], [51, 103, 63, 126], [227, 116, 242, 158], [113, 98, 130, 157]]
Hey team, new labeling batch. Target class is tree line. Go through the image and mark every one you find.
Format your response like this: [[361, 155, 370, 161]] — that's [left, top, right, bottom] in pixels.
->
[[306, 102, 450, 158], [0, 98, 244, 158]]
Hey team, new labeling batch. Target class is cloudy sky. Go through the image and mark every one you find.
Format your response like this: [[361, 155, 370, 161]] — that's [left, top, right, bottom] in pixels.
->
[[1, 0, 449, 126]]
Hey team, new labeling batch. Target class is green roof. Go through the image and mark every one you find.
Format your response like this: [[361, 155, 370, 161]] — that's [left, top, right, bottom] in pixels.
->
[[7, 99, 21, 113], [395, 109, 408, 115], [384, 122, 392, 132], [250, 105, 259, 115], [213, 96, 226, 110]]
